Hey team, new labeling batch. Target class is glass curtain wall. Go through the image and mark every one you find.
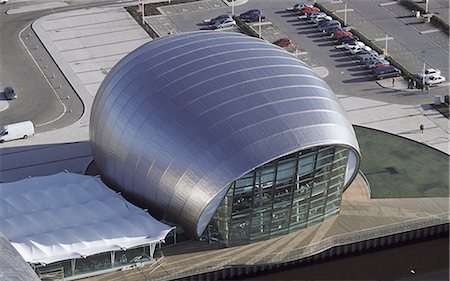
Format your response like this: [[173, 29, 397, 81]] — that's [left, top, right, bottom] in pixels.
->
[[205, 145, 349, 247]]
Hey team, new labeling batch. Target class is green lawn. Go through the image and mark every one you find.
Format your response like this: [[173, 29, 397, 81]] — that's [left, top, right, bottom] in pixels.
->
[[354, 126, 449, 198]]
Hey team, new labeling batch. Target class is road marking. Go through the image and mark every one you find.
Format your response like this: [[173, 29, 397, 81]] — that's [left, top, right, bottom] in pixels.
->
[[19, 24, 67, 127], [298, 15, 307, 19], [435, 82, 450, 87], [379, 1, 397, 6], [334, 8, 354, 13], [420, 29, 442, 34], [335, 44, 345, 48], [373, 36, 394, 41], [249, 21, 272, 27]]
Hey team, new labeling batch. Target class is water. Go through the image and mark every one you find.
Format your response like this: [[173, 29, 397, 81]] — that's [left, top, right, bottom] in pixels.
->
[[242, 237, 449, 281]]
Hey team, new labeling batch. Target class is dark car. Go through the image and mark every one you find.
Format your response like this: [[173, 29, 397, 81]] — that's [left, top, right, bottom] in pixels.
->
[[239, 9, 265, 22], [273, 38, 293, 47], [3, 86, 17, 100], [373, 66, 401, 80]]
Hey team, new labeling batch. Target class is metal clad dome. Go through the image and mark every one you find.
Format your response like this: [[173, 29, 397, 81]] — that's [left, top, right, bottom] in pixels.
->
[[90, 31, 360, 238]]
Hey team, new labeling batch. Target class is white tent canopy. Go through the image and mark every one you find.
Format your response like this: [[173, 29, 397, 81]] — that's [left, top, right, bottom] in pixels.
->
[[0, 172, 174, 265]]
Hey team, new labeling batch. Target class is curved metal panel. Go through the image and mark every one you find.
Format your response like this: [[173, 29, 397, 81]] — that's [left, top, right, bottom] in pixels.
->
[[90, 31, 360, 238]]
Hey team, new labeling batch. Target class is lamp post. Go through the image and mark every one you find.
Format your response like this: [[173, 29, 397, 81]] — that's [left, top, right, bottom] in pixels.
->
[[141, 0, 145, 25], [232, 0, 234, 16], [259, 15, 262, 38], [422, 62, 426, 87], [385, 33, 388, 56], [344, 2, 347, 26]]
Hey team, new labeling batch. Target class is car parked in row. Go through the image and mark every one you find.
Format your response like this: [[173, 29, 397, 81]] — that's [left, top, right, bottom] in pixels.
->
[[298, 6, 320, 15], [214, 18, 236, 29], [318, 20, 341, 33], [349, 45, 372, 55], [366, 59, 390, 69], [273, 38, 293, 47], [373, 66, 401, 79], [311, 14, 332, 24], [240, 9, 265, 22], [203, 14, 231, 25], [332, 30, 353, 40], [286, 3, 313, 12], [344, 41, 365, 50]]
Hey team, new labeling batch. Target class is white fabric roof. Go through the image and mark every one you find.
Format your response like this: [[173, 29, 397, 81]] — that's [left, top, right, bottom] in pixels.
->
[[0, 172, 174, 265]]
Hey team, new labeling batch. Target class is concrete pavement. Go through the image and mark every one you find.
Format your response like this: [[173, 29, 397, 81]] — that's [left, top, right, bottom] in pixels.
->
[[0, 0, 448, 184]]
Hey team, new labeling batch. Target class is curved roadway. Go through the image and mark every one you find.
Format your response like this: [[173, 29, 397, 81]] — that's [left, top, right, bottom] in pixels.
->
[[0, 2, 100, 133]]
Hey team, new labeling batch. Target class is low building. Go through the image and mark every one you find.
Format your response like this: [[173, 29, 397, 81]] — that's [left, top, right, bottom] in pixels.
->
[[0, 172, 173, 280]]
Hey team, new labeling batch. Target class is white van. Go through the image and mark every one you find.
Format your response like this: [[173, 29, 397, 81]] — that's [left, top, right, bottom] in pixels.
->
[[0, 121, 35, 143]]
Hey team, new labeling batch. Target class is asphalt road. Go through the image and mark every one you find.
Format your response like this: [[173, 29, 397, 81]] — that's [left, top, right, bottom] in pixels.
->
[[0, 1, 116, 133]]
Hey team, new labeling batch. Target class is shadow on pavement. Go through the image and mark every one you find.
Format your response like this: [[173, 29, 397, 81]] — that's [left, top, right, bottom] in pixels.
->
[[342, 76, 373, 83]]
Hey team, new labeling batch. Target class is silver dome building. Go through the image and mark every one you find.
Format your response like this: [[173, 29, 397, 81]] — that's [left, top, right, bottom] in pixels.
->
[[90, 31, 360, 244]]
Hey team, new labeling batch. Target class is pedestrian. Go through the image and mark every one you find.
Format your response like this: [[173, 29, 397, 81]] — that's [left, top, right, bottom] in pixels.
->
[[413, 80, 417, 89], [408, 79, 413, 89], [419, 124, 424, 133], [392, 78, 395, 87], [425, 84, 430, 93]]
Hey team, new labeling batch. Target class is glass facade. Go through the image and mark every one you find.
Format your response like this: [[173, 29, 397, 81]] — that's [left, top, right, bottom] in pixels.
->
[[204, 145, 350, 247]]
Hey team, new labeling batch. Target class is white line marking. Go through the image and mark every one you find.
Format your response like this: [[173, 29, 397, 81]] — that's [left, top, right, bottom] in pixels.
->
[[373, 37, 394, 41], [19, 24, 67, 127], [379, 1, 397, 6], [334, 9, 354, 13], [420, 29, 442, 34]]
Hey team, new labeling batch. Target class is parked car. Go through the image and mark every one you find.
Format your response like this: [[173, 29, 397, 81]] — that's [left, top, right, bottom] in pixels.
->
[[311, 15, 332, 24], [286, 3, 313, 12], [320, 21, 341, 33], [373, 65, 401, 79], [203, 14, 231, 25], [3, 86, 17, 100], [273, 38, 293, 47], [424, 75, 446, 85], [344, 41, 365, 50], [416, 68, 441, 79], [240, 9, 265, 22], [336, 35, 359, 44], [0, 0, 8, 4], [366, 59, 390, 69], [332, 30, 353, 40], [298, 6, 320, 15], [360, 53, 384, 63], [349, 45, 372, 55], [317, 19, 338, 29], [307, 11, 323, 19], [214, 18, 236, 29]]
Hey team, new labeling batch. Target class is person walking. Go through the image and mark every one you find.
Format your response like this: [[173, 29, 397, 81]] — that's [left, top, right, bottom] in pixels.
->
[[420, 124, 424, 133], [392, 78, 395, 87]]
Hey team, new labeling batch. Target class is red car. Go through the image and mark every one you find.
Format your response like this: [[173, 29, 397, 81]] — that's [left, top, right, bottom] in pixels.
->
[[273, 38, 293, 47], [298, 6, 320, 15], [332, 31, 353, 39]]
